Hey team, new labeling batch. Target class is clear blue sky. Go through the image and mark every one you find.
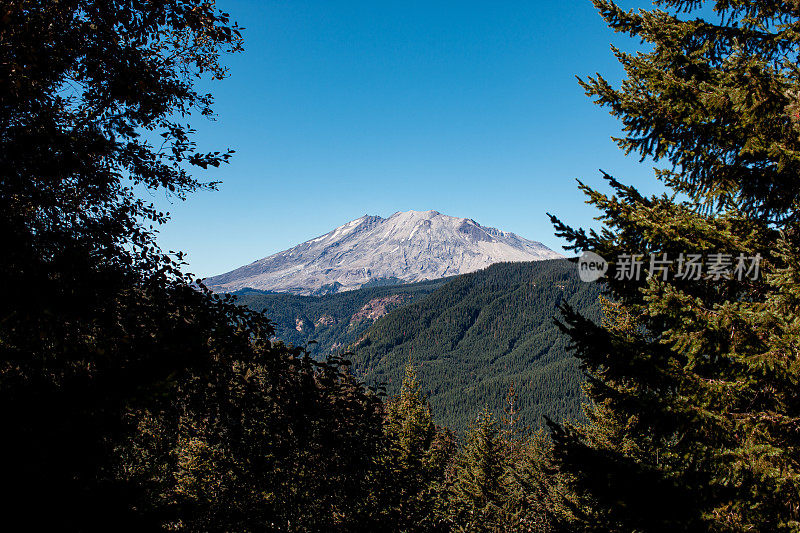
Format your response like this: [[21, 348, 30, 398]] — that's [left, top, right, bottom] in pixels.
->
[[154, 0, 663, 278]]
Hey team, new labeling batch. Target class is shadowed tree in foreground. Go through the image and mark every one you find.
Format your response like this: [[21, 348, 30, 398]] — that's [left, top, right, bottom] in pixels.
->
[[0, 2, 386, 530], [549, 1, 800, 530]]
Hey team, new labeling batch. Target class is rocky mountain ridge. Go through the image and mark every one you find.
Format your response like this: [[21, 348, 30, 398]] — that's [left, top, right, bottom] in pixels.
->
[[205, 210, 562, 294]]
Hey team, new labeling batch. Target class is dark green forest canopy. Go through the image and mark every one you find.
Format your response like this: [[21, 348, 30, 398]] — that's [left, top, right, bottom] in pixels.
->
[[236, 260, 602, 434], [233, 276, 452, 357]]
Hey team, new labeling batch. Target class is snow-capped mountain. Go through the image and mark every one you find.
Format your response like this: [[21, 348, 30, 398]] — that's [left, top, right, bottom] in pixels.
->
[[204, 210, 563, 294]]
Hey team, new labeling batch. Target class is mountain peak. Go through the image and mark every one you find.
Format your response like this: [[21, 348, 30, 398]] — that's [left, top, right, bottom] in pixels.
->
[[205, 210, 563, 294], [388, 209, 441, 220]]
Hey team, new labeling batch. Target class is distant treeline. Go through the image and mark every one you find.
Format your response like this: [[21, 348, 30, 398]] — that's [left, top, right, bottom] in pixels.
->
[[233, 276, 451, 357], [235, 260, 601, 433], [353, 260, 601, 433]]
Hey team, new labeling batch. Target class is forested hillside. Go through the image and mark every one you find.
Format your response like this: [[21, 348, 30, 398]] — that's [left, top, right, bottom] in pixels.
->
[[350, 260, 601, 432], [236, 260, 602, 433], [232, 277, 451, 356]]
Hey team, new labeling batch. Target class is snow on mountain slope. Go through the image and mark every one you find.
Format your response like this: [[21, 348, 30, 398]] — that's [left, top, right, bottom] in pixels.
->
[[204, 210, 563, 294]]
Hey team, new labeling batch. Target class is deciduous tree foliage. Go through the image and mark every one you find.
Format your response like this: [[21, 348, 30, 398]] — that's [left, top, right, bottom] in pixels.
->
[[549, 1, 800, 530], [0, 2, 385, 530]]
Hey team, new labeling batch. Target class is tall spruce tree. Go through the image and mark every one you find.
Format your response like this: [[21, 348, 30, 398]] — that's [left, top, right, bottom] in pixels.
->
[[549, 1, 800, 531], [448, 409, 511, 532], [382, 363, 455, 532], [498, 383, 562, 532]]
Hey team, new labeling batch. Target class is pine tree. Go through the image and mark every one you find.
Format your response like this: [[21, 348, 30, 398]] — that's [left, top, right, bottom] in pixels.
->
[[382, 363, 455, 532], [510, 430, 565, 533], [548, 1, 800, 530], [502, 381, 522, 451], [448, 408, 510, 532], [501, 383, 560, 533], [386, 365, 437, 469]]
